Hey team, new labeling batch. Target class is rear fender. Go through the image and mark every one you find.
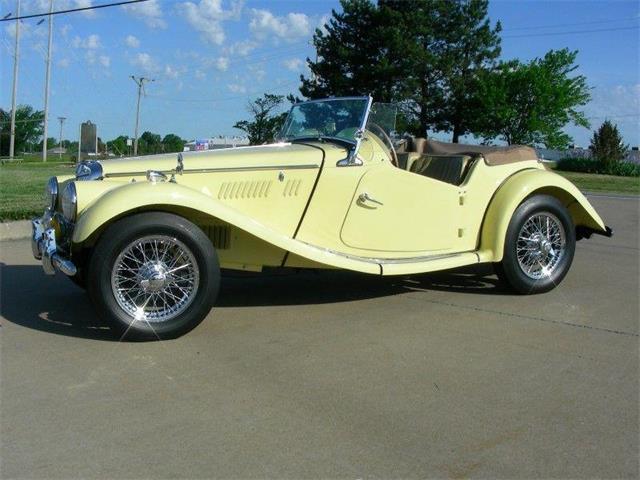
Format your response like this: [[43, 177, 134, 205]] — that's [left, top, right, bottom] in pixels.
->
[[479, 169, 607, 262]]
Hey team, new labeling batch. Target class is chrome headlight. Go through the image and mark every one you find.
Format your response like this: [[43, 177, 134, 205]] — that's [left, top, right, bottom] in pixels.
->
[[45, 176, 58, 210], [61, 182, 77, 221]]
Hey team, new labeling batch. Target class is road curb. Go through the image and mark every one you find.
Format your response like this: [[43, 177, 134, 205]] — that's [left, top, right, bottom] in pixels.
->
[[0, 220, 31, 241]]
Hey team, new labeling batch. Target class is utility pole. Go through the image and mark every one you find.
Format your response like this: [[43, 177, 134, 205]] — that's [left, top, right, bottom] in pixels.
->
[[57, 116, 66, 159], [9, 0, 21, 160], [42, 0, 53, 162], [130, 75, 154, 156]]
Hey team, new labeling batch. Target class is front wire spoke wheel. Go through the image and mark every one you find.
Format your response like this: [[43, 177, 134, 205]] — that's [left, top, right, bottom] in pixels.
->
[[111, 235, 200, 323], [516, 212, 566, 280]]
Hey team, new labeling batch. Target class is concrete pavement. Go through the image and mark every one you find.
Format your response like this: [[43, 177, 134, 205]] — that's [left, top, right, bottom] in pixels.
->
[[1, 195, 638, 478]]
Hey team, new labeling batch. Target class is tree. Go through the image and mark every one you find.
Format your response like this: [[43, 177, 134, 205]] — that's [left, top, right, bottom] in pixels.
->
[[107, 135, 130, 156], [301, 0, 408, 103], [0, 105, 44, 156], [233, 94, 287, 145], [38, 137, 57, 150], [162, 134, 185, 153], [430, 0, 502, 142], [590, 120, 628, 172], [473, 49, 590, 148], [139, 131, 162, 154], [301, 0, 501, 140]]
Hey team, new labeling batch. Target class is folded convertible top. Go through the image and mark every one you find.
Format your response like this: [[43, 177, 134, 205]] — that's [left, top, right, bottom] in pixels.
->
[[424, 139, 538, 166]]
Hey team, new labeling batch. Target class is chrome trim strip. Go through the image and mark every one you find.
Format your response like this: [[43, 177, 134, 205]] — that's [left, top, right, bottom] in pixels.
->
[[299, 240, 476, 265], [104, 163, 320, 178]]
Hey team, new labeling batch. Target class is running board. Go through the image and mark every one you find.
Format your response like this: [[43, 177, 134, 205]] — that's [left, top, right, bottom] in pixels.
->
[[380, 251, 480, 276]]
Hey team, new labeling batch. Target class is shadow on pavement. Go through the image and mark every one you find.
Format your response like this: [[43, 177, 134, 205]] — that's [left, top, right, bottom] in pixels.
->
[[0, 263, 512, 341]]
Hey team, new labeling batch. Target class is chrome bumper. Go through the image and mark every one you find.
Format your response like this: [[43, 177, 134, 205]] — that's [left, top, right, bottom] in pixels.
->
[[31, 211, 77, 276]]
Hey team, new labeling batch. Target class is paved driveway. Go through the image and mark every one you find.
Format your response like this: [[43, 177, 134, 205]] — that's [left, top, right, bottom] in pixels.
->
[[1, 194, 638, 478]]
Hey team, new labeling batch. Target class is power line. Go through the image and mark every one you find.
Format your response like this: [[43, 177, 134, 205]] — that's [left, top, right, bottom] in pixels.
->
[[0, 0, 149, 22], [503, 25, 639, 38], [502, 17, 639, 32]]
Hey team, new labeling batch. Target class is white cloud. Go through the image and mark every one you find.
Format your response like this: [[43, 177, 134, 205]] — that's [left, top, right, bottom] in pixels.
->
[[226, 40, 258, 57], [164, 64, 179, 79], [99, 55, 110, 67], [18, 0, 96, 18], [249, 9, 311, 42], [60, 24, 72, 38], [58, 58, 71, 68], [195, 69, 206, 80], [122, 0, 166, 28], [214, 56, 229, 71], [282, 58, 303, 72], [318, 14, 331, 35], [4, 21, 32, 40], [74, 0, 96, 18], [125, 35, 140, 48], [72, 34, 101, 49], [227, 83, 246, 93], [131, 52, 159, 72], [181, 0, 243, 45]]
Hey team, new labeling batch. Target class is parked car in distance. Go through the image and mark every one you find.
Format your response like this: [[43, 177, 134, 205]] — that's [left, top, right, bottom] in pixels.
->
[[32, 96, 612, 339]]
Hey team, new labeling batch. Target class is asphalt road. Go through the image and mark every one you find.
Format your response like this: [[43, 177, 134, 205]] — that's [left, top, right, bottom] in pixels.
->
[[1, 194, 638, 479]]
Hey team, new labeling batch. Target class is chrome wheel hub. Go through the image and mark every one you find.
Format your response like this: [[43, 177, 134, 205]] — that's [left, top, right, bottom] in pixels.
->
[[516, 212, 566, 280], [138, 263, 169, 292], [111, 235, 199, 323]]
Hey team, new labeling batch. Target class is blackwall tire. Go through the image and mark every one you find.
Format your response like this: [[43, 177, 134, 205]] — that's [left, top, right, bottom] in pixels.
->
[[88, 212, 220, 340], [497, 194, 575, 294]]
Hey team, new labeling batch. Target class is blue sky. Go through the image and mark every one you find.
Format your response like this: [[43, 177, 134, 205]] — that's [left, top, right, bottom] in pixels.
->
[[1, 0, 638, 147]]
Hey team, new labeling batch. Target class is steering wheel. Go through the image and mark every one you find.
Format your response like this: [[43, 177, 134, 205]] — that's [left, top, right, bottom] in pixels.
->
[[366, 122, 399, 167]]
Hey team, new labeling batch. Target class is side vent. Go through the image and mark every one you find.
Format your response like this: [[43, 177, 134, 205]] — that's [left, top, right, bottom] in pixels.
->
[[218, 180, 272, 200], [203, 225, 231, 249], [283, 179, 302, 197]]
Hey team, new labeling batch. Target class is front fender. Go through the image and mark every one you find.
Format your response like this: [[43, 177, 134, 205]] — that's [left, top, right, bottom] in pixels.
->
[[72, 181, 381, 274], [479, 169, 607, 262]]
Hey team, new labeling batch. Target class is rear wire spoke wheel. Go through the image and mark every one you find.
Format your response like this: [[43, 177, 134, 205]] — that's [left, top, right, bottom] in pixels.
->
[[496, 194, 575, 294], [516, 212, 566, 280], [89, 213, 220, 340]]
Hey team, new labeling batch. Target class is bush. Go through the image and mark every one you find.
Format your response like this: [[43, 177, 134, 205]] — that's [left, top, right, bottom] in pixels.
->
[[557, 157, 640, 177]]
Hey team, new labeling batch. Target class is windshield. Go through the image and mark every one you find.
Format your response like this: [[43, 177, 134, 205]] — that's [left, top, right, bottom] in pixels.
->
[[367, 103, 397, 138], [279, 97, 371, 144]]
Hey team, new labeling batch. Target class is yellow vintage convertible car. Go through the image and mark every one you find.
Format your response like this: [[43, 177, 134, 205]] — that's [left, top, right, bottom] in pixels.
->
[[32, 96, 611, 339]]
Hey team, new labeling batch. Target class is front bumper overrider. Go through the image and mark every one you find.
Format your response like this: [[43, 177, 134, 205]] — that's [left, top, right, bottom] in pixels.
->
[[31, 209, 77, 276]]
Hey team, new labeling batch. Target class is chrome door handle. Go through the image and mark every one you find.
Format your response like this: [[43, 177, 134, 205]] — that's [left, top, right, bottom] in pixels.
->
[[358, 192, 383, 206]]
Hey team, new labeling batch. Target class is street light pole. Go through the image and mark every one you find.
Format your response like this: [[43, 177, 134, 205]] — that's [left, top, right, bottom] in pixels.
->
[[57, 116, 66, 159], [9, 0, 21, 160], [130, 75, 154, 156], [42, 0, 53, 162]]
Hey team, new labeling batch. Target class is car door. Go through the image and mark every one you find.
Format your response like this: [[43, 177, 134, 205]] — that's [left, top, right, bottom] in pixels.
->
[[340, 165, 461, 253]]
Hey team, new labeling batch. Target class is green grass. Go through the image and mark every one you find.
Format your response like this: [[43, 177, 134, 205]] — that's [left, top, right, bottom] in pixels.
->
[[555, 171, 640, 195], [0, 162, 75, 221], [0, 162, 637, 222]]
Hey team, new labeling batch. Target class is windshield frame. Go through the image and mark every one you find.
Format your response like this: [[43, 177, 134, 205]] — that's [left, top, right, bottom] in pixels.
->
[[279, 96, 373, 148]]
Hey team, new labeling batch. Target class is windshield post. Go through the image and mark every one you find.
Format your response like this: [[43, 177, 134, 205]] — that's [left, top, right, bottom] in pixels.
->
[[337, 96, 373, 167]]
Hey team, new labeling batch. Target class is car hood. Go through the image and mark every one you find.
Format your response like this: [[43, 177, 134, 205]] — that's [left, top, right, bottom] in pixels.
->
[[98, 142, 329, 177]]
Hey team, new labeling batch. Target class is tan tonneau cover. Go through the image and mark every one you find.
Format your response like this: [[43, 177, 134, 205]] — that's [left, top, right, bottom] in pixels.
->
[[424, 139, 537, 166]]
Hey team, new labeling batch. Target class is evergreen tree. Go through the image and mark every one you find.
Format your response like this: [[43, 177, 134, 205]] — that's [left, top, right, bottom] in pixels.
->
[[590, 120, 628, 172]]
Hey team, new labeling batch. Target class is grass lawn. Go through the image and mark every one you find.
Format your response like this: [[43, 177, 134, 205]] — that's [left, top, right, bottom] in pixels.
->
[[0, 162, 75, 221], [555, 171, 640, 195]]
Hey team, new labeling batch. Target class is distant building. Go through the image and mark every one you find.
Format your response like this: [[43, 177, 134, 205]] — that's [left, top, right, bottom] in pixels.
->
[[183, 136, 249, 152]]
